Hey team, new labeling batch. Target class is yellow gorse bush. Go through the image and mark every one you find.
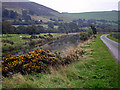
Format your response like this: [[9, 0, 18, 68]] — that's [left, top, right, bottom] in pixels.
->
[[2, 49, 60, 76]]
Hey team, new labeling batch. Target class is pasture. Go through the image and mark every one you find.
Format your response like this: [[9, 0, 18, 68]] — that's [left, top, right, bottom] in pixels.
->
[[2, 33, 65, 56], [63, 11, 118, 21]]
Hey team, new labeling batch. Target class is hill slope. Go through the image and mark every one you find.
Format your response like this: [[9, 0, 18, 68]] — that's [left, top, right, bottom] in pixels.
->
[[2, 2, 73, 22], [63, 11, 118, 21], [3, 2, 59, 16]]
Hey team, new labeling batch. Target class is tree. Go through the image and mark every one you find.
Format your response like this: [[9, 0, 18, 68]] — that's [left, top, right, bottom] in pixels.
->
[[36, 25, 45, 34], [2, 9, 18, 19], [2, 21, 14, 35], [2, 9, 9, 18], [58, 23, 70, 33], [16, 25, 26, 34], [26, 25, 36, 35], [22, 10, 31, 21], [22, 10, 27, 16], [48, 22, 54, 29], [24, 15, 31, 21], [79, 32, 88, 41], [90, 24, 97, 34], [29, 10, 35, 15], [69, 22, 79, 32], [10, 10, 18, 19], [88, 28, 93, 37]]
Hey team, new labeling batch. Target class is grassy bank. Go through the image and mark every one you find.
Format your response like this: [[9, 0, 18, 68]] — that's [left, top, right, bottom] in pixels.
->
[[107, 34, 120, 43], [2, 35, 119, 88]]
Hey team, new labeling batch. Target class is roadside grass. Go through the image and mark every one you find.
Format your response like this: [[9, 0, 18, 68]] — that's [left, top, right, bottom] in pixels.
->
[[2, 34, 119, 88], [107, 34, 120, 43]]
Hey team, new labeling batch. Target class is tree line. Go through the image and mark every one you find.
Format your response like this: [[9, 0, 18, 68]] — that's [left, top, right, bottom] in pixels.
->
[[2, 21, 97, 35]]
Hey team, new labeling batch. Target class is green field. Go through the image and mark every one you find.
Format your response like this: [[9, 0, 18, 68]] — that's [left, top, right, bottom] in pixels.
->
[[2, 33, 65, 56], [13, 24, 59, 29], [63, 11, 118, 21], [2, 34, 31, 55], [107, 34, 120, 43], [2, 34, 119, 88]]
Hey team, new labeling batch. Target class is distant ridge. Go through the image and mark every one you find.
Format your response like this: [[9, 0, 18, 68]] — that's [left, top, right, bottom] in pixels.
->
[[63, 11, 118, 21]]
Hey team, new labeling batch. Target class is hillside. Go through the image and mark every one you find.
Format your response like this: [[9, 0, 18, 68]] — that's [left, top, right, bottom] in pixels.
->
[[3, 2, 59, 16], [2, 2, 73, 22], [63, 11, 118, 21]]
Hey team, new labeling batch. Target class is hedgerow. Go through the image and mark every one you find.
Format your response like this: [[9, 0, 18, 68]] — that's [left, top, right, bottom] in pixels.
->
[[2, 48, 85, 77]]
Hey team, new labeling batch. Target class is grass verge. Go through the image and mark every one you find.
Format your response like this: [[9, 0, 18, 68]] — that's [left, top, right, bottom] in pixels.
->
[[107, 34, 120, 43], [2, 34, 120, 88]]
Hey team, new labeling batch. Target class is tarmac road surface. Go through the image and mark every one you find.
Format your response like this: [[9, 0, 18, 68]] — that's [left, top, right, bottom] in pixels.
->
[[100, 34, 120, 64]]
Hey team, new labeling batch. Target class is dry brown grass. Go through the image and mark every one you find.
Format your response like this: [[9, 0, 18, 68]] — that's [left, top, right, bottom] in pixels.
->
[[61, 35, 96, 57]]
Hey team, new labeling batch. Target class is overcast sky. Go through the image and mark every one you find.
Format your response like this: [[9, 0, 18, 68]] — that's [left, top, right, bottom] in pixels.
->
[[29, 0, 119, 13]]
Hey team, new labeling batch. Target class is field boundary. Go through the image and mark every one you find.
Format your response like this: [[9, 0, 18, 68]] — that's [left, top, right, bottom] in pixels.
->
[[107, 34, 120, 43]]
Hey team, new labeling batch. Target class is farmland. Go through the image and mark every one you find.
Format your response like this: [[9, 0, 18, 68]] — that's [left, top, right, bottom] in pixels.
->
[[13, 24, 59, 29], [63, 11, 118, 21], [2, 33, 65, 56], [107, 33, 120, 43], [2, 35, 119, 88]]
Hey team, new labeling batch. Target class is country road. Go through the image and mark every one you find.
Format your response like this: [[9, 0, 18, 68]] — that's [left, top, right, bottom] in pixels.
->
[[100, 34, 120, 64]]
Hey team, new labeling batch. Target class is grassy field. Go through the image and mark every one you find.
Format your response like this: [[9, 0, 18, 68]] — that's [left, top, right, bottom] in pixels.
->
[[2, 34, 119, 88], [107, 34, 120, 43], [2, 34, 31, 55], [63, 11, 118, 21], [13, 24, 59, 29], [2, 33, 65, 56]]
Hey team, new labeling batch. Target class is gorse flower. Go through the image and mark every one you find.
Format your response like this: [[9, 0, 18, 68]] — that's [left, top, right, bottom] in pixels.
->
[[2, 49, 60, 76]]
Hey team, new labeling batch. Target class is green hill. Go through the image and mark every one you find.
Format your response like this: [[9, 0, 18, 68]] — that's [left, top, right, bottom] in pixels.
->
[[63, 11, 118, 21]]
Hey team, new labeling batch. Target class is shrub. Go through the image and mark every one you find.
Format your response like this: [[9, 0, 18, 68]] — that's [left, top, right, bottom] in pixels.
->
[[90, 25, 97, 34], [46, 37, 52, 42], [2, 49, 60, 76], [2, 40, 14, 45], [39, 36, 45, 39], [8, 45, 14, 51], [30, 35, 38, 39], [2, 46, 9, 52], [55, 50, 85, 65], [79, 32, 88, 41], [2, 45, 15, 52], [22, 37, 31, 40], [47, 33, 53, 38], [88, 29, 93, 37], [28, 40, 36, 46]]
